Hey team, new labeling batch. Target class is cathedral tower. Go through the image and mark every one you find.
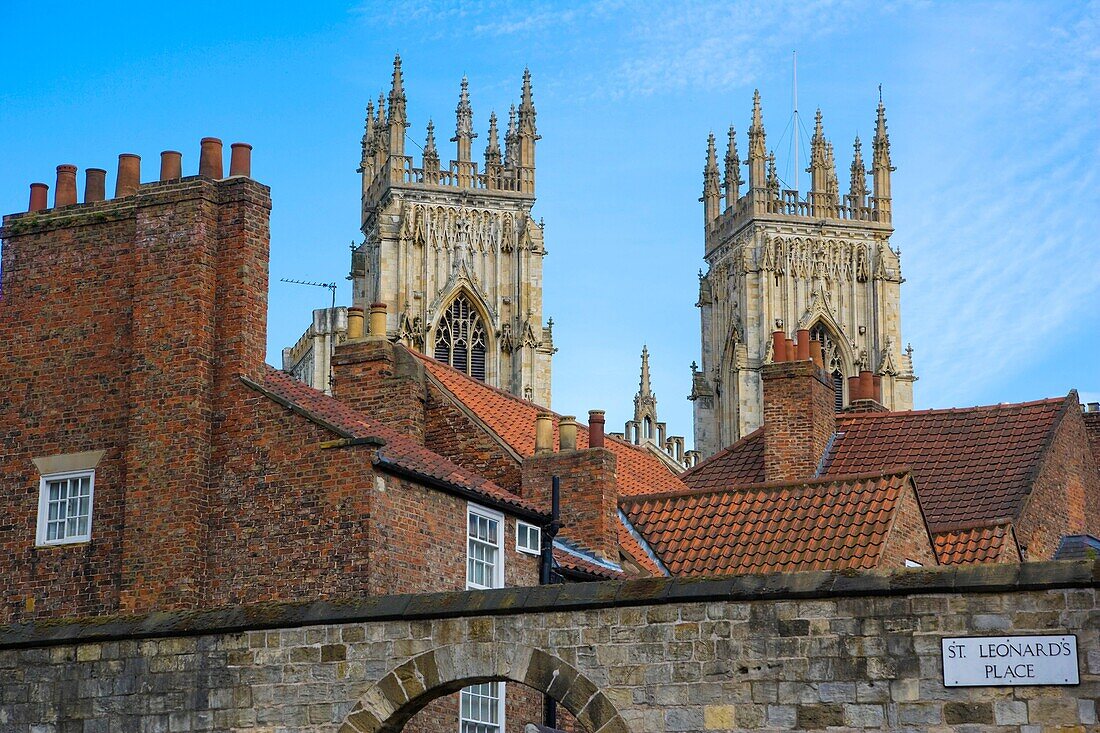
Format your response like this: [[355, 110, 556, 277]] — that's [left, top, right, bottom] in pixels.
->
[[352, 58, 554, 405], [691, 91, 916, 457]]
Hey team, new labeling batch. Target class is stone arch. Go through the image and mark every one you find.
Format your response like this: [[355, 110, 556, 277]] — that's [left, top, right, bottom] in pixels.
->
[[339, 642, 628, 733]]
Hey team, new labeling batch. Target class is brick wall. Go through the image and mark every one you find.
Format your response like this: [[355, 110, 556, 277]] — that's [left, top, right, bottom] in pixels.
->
[[1083, 410, 1100, 471], [331, 339, 427, 441], [0, 177, 272, 621], [0, 200, 137, 623], [521, 448, 619, 562], [761, 360, 836, 482], [425, 379, 523, 492], [879, 480, 938, 567], [1016, 403, 1100, 559]]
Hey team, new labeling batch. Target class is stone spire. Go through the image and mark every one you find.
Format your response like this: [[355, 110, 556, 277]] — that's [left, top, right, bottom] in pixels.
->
[[824, 141, 839, 217], [359, 101, 375, 174], [872, 90, 894, 222], [516, 68, 538, 193], [849, 136, 868, 203], [748, 90, 767, 191], [387, 55, 409, 161], [702, 133, 721, 226], [422, 120, 440, 184], [453, 75, 476, 162], [372, 92, 388, 171], [484, 111, 502, 187], [808, 109, 829, 214], [723, 125, 742, 208], [766, 150, 780, 199], [638, 344, 652, 397], [504, 104, 517, 169]]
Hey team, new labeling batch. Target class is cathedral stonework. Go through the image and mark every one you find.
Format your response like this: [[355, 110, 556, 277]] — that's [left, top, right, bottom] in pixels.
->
[[352, 58, 554, 406], [691, 92, 916, 457]]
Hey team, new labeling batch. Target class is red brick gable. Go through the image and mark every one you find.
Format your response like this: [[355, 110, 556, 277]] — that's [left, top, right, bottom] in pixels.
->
[[620, 471, 922, 576], [253, 366, 545, 519], [823, 396, 1070, 530]]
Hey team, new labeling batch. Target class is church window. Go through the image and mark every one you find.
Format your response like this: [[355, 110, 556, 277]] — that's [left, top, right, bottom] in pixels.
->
[[434, 294, 488, 381], [809, 323, 845, 411]]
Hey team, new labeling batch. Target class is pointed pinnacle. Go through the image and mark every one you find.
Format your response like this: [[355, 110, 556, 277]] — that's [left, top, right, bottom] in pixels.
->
[[752, 89, 762, 124], [814, 108, 823, 135], [391, 54, 404, 92], [521, 67, 533, 106]]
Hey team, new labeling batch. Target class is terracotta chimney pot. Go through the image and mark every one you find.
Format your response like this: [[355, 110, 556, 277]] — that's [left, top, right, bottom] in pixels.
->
[[872, 375, 882, 403], [199, 137, 223, 178], [160, 151, 182, 181], [28, 183, 49, 212], [347, 306, 365, 339], [559, 416, 578, 451], [84, 168, 106, 202], [796, 329, 811, 361], [785, 338, 796, 362], [115, 154, 141, 197], [772, 331, 787, 363], [859, 370, 874, 403], [808, 339, 823, 369], [368, 302, 387, 338], [535, 413, 555, 454], [229, 142, 252, 177], [848, 375, 863, 402], [54, 165, 78, 207], [588, 410, 606, 448]]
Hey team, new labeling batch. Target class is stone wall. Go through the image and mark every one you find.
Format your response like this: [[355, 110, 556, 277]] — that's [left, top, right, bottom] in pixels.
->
[[1, 561, 1097, 732]]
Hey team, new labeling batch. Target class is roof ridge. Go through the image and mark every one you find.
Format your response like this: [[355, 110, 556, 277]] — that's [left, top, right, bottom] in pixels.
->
[[621, 468, 912, 506], [836, 395, 1068, 422]]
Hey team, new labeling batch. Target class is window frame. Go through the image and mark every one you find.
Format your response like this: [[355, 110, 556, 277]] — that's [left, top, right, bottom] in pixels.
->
[[36, 469, 95, 546], [459, 681, 506, 733], [466, 503, 505, 590], [515, 521, 541, 556]]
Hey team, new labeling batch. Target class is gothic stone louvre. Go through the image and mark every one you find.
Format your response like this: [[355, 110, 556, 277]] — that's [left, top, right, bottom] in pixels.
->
[[1, 60, 1099, 732], [691, 93, 916, 455]]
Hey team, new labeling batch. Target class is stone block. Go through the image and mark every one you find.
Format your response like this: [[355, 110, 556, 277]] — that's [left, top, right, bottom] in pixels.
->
[[844, 703, 885, 727], [943, 701, 993, 724], [1028, 697, 1079, 725], [796, 703, 844, 729], [995, 700, 1028, 725], [664, 707, 704, 732], [703, 704, 735, 729]]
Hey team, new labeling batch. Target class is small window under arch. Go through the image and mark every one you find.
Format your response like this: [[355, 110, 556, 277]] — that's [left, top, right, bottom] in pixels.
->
[[809, 322, 845, 411], [434, 293, 488, 381]]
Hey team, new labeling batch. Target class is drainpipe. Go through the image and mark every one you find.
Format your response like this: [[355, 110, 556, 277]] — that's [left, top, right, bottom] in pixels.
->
[[540, 476, 562, 728]]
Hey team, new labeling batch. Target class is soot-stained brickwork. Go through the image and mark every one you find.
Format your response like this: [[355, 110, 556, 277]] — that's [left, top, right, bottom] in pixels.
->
[[0, 561, 1096, 732]]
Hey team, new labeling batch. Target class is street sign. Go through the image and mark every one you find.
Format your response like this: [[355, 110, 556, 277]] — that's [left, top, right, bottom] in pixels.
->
[[942, 635, 1079, 687]]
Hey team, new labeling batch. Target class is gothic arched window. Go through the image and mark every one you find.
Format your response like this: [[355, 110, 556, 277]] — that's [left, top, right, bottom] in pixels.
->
[[809, 322, 845, 412], [434, 294, 488, 381]]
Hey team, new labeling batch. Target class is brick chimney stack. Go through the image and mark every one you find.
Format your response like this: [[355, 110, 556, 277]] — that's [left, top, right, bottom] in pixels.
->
[[763, 329, 837, 482], [521, 410, 619, 564]]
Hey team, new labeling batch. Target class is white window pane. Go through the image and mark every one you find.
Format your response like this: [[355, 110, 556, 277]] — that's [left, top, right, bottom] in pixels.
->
[[76, 516, 88, 536], [49, 483, 61, 501]]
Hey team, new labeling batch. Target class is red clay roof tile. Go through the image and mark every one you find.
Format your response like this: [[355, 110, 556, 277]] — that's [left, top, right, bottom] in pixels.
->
[[414, 348, 687, 497], [824, 397, 1069, 530], [933, 524, 1015, 565], [620, 471, 913, 576]]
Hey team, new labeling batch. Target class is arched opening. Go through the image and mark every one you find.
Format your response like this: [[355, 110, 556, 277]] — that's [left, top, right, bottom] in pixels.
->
[[339, 643, 628, 733], [433, 292, 488, 381], [809, 321, 845, 411], [643, 417, 653, 440]]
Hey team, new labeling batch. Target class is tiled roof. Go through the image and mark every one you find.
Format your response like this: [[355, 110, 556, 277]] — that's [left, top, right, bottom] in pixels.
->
[[825, 397, 1069, 530], [414, 349, 687, 496], [251, 366, 545, 517], [617, 518, 666, 576], [680, 428, 765, 490], [1053, 533, 1100, 561], [620, 471, 913, 576], [933, 524, 1016, 565]]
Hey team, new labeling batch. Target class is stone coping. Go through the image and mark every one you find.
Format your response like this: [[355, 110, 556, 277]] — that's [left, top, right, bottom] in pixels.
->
[[2, 560, 1096, 650]]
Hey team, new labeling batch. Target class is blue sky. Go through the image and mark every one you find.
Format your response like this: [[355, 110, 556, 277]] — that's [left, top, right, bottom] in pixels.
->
[[2, 1, 1097, 445]]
